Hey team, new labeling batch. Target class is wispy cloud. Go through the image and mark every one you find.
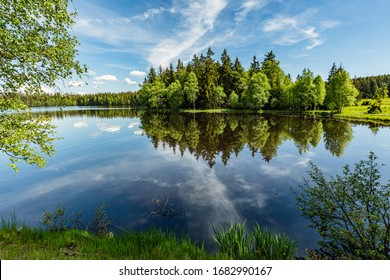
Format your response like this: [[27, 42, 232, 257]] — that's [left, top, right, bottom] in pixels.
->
[[262, 9, 341, 50], [134, 7, 177, 20], [147, 0, 228, 67], [235, 0, 269, 22], [74, 1, 157, 48]]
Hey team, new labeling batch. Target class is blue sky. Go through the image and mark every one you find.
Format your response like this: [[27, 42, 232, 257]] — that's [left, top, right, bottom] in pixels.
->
[[64, 0, 390, 94]]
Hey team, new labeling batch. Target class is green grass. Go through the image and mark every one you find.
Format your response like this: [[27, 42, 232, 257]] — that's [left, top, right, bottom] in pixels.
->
[[212, 222, 297, 260], [334, 98, 390, 124], [0, 218, 298, 260], [0, 226, 222, 260]]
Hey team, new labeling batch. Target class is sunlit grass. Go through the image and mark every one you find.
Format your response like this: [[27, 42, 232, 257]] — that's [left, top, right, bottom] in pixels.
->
[[212, 222, 297, 260], [0, 226, 221, 260], [336, 98, 390, 123]]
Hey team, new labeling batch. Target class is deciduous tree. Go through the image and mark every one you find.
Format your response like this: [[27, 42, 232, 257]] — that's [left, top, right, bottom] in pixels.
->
[[0, 0, 86, 171]]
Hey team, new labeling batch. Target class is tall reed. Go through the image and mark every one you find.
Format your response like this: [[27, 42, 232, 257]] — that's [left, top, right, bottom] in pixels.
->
[[212, 222, 297, 260]]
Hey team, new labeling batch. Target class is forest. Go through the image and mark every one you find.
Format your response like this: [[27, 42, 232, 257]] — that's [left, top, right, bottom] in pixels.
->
[[17, 49, 389, 113], [137, 48, 388, 112], [19, 91, 137, 107]]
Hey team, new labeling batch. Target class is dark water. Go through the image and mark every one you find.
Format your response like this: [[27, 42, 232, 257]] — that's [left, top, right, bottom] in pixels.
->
[[1, 107, 389, 256]]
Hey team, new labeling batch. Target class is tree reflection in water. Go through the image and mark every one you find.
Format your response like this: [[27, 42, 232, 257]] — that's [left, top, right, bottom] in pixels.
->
[[140, 112, 354, 167]]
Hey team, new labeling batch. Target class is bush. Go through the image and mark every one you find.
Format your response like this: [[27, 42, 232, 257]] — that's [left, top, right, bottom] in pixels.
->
[[294, 152, 390, 259], [367, 102, 382, 114]]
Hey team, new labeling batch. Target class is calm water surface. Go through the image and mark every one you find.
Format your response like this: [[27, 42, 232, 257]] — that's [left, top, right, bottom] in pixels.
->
[[1, 107, 389, 256]]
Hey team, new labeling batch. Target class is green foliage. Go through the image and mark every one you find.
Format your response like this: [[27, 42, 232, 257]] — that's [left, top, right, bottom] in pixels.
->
[[183, 72, 199, 109], [367, 101, 382, 114], [212, 222, 251, 259], [353, 75, 390, 99], [0, 0, 86, 171], [325, 66, 359, 113], [293, 68, 317, 110], [374, 84, 389, 101], [242, 72, 270, 109], [260, 51, 287, 108], [0, 225, 217, 260], [42, 203, 82, 232], [208, 86, 226, 108], [294, 152, 390, 259], [166, 80, 183, 109], [0, 0, 86, 95], [0, 98, 58, 171], [228, 90, 240, 108], [252, 224, 297, 260], [86, 202, 111, 237], [212, 222, 297, 260]]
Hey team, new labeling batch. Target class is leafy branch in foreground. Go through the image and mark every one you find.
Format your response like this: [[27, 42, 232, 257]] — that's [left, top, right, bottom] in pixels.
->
[[0, 0, 87, 171], [294, 152, 390, 259], [0, 99, 58, 172]]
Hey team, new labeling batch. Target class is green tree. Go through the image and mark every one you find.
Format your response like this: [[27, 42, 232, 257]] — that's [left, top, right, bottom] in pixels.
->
[[312, 75, 326, 111], [208, 86, 226, 108], [294, 152, 389, 259], [138, 79, 167, 109], [0, 0, 86, 171], [261, 51, 286, 108], [219, 49, 234, 96], [293, 68, 316, 110], [183, 72, 199, 110], [228, 90, 240, 108], [325, 66, 358, 113], [166, 80, 183, 109], [242, 72, 271, 109], [248, 55, 261, 78], [375, 84, 389, 101]]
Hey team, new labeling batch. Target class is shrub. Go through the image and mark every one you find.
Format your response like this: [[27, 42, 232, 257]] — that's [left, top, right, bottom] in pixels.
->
[[294, 152, 390, 259], [367, 101, 382, 114]]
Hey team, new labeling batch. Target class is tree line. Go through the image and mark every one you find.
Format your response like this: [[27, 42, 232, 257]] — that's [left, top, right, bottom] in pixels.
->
[[352, 74, 390, 99], [19, 91, 137, 107], [137, 48, 369, 113], [16, 49, 389, 113]]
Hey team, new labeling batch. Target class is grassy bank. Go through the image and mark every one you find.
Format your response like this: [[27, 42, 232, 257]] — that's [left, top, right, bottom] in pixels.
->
[[333, 98, 390, 124], [0, 226, 220, 260], [177, 99, 390, 125], [0, 218, 297, 260]]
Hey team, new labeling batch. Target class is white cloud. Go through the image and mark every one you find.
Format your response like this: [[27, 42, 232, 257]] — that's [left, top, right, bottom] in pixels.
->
[[74, 13, 155, 46], [133, 7, 170, 20], [124, 78, 137, 85], [262, 17, 298, 32], [73, 121, 88, 128], [95, 75, 118, 82], [262, 10, 336, 50], [235, 0, 269, 22], [147, 0, 228, 67], [129, 70, 146, 77], [69, 81, 84, 87]]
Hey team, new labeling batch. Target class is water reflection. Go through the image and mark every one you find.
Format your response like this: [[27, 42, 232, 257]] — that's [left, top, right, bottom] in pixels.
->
[[38, 108, 358, 166], [3, 108, 388, 257], [139, 112, 354, 167]]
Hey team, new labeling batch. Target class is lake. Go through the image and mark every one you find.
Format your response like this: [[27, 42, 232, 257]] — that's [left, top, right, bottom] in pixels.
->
[[1, 107, 389, 256]]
